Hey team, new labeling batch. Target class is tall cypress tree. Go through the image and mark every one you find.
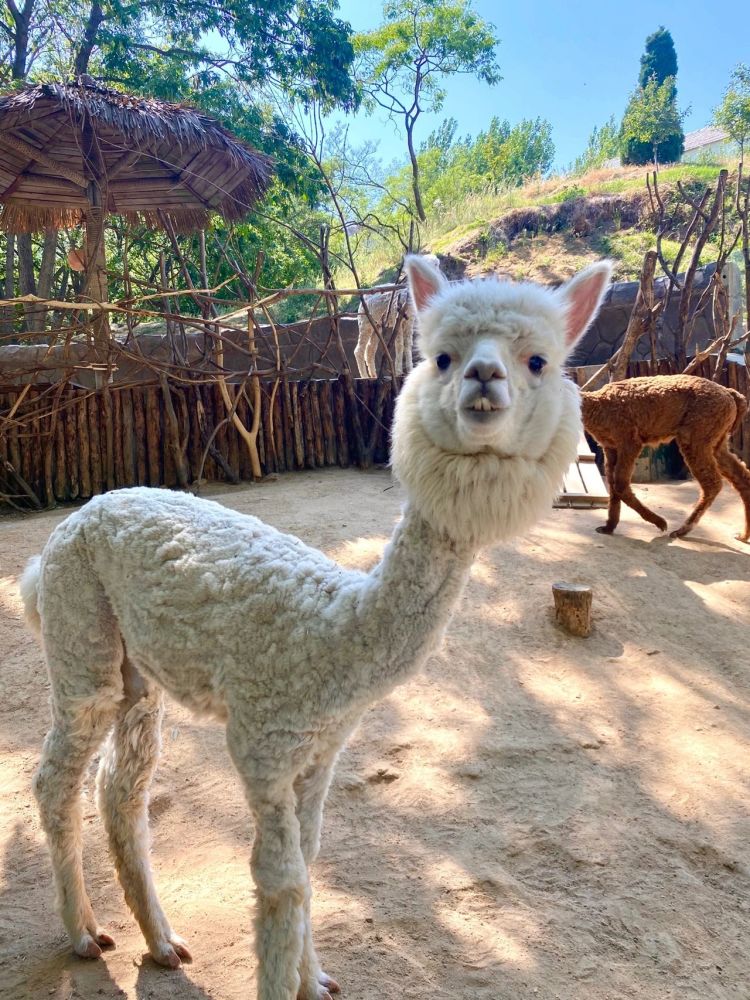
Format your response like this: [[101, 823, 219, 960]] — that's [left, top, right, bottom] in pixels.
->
[[622, 27, 684, 165], [639, 26, 678, 91]]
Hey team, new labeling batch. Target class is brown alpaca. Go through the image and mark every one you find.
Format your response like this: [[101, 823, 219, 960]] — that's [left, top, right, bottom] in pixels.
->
[[581, 374, 750, 541]]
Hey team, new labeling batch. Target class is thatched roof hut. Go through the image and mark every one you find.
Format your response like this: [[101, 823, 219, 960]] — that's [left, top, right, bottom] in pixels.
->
[[0, 78, 275, 233]]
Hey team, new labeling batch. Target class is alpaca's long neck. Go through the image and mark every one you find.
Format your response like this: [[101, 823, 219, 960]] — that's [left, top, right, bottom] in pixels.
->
[[351, 503, 474, 697]]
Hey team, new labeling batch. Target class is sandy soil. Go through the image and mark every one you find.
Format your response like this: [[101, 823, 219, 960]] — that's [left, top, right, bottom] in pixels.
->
[[1, 469, 749, 1000]]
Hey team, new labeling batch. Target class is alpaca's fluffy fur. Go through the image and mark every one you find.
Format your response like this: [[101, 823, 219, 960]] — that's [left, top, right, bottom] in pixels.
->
[[22, 255, 611, 1000], [582, 374, 750, 541], [354, 255, 439, 378]]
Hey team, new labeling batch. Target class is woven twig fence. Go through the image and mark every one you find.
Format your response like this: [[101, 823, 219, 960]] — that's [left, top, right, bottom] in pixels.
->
[[0, 375, 401, 508], [0, 357, 747, 511]]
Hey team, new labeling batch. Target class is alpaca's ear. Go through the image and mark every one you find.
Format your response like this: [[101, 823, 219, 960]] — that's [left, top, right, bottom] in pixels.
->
[[404, 254, 446, 313], [556, 261, 613, 347]]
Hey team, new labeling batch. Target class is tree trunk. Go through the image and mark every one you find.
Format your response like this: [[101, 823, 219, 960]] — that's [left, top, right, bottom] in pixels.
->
[[74, 0, 105, 76], [25, 228, 57, 334], [10, 0, 35, 80], [610, 250, 658, 381], [406, 121, 426, 223], [17, 233, 39, 335], [1, 235, 14, 335]]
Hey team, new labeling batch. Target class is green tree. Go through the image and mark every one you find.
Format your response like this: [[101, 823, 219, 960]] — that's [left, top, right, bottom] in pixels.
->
[[0, 0, 362, 316], [621, 76, 687, 168], [638, 26, 678, 91], [622, 26, 684, 165], [572, 116, 620, 174], [356, 0, 500, 222], [714, 63, 750, 159]]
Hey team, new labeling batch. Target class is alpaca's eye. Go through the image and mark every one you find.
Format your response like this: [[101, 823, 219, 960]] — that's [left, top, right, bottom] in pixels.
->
[[528, 355, 546, 375], [436, 353, 452, 371]]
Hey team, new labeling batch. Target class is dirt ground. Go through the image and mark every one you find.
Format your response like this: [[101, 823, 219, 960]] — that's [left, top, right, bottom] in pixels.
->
[[1, 469, 749, 1000]]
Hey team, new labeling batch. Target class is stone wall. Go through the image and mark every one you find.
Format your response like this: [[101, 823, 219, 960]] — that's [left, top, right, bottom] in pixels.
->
[[568, 261, 744, 367]]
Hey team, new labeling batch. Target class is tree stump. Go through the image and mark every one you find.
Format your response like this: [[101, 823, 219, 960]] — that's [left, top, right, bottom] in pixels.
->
[[552, 582, 593, 637]]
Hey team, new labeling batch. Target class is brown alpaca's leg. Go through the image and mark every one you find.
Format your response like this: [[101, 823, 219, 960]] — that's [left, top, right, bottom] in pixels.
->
[[597, 447, 621, 533], [715, 443, 750, 542], [670, 439, 724, 538], [598, 443, 667, 534]]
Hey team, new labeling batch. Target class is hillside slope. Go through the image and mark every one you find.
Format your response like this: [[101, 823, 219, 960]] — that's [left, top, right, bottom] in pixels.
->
[[426, 163, 727, 286]]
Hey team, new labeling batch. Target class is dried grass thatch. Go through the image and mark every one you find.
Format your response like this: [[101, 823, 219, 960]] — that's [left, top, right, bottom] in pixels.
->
[[0, 78, 275, 233]]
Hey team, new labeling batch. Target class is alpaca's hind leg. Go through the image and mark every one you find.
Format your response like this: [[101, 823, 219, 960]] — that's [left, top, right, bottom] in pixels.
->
[[34, 563, 125, 961], [366, 330, 378, 378], [599, 441, 667, 533], [393, 327, 405, 376], [597, 447, 622, 534], [294, 754, 340, 1000], [354, 325, 369, 379], [34, 700, 119, 958], [670, 439, 723, 538], [716, 443, 750, 542], [403, 321, 414, 373], [96, 659, 190, 969]]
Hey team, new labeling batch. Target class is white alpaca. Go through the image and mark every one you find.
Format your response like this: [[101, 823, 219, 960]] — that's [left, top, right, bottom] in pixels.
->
[[354, 254, 440, 377], [21, 256, 611, 1000]]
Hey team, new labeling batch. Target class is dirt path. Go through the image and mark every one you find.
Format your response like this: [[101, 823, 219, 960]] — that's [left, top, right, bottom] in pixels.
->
[[1, 470, 748, 1000]]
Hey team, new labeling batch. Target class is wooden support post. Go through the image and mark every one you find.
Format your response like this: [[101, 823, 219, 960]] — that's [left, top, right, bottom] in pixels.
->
[[552, 582, 593, 637]]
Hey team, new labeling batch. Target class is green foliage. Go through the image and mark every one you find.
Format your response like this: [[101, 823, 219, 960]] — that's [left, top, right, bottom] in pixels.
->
[[547, 185, 586, 204], [356, 0, 501, 107], [597, 229, 716, 278], [622, 28, 684, 167], [0, 0, 367, 316], [638, 26, 678, 91], [355, 0, 500, 219], [714, 63, 750, 157], [572, 116, 620, 173], [380, 116, 554, 217], [621, 76, 686, 166]]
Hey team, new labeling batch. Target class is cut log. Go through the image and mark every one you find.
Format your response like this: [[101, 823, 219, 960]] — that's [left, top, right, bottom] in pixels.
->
[[552, 582, 593, 637]]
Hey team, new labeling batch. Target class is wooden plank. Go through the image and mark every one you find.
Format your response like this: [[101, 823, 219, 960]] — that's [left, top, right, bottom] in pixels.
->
[[578, 460, 609, 500], [562, 465, 585, 495], [578, 432, 597, 460]]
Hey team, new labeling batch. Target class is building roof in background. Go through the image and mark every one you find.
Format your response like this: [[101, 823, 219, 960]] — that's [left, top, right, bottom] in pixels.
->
[[683, 126, 730, 151]]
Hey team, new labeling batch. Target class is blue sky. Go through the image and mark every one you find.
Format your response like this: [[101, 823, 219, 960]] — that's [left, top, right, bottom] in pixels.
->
[[330, 0, 749, 171]]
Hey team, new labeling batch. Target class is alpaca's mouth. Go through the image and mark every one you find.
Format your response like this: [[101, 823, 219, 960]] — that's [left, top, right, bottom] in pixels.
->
[[463, 397, 507, 421]]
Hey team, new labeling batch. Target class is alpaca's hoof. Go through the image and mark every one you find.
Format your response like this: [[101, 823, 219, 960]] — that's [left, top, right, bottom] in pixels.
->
[[655, 518, 668, 532], [595, 525, 615, 535], [297, 971, 340, 999], [735, 533, 749, 543], [74, 936, 101, 960], [320, 972, 340, 994], [669, 527, 689, 539], [74, 928, 115, 959], [151, 934, 192, 968]]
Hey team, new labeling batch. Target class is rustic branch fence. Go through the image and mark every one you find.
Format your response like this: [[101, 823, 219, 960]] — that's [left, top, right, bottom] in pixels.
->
[[0, 375, 401, 507], [0, 276, 748, 512], [1, 356, 747, 511]]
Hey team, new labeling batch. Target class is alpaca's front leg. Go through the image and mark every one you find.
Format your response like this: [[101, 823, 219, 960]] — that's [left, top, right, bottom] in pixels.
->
[[250, 792, 308, 1000], [294, 757, 340, 1000]]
